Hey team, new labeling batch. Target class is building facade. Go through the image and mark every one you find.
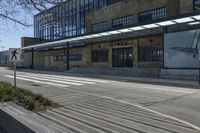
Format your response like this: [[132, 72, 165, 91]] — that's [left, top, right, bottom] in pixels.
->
[[0, 50, 10, 67], [22, 0, 200, 70]]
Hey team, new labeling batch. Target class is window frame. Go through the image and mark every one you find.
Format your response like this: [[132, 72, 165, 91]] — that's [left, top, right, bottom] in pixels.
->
[[112, 15, 134, 28], [92, 21, 109, 32], [138, 7, 167, 22], [139, 45, 164, 62]]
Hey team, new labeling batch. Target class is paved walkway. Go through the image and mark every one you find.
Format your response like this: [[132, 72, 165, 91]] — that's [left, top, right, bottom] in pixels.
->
[[4, 72, 200, 133], [39, 92, 200, 133]]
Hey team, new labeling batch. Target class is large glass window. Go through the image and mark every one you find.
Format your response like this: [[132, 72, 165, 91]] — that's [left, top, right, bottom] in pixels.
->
[[92, 21, 108, 32], [112, 15, 134, 28], [139, 45, 163, 61], [92, 49, 108, 62], [138, 7, 167, 22], [34, 0, 109, 41]]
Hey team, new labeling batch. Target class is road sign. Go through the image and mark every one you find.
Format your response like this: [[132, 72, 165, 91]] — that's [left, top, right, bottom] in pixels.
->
[[9, 48, 21, 87], [9, 48, 21, 62]]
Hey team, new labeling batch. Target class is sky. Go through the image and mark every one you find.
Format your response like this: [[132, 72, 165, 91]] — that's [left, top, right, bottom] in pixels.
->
[[0, 20, 34, 51], [0, 2, 53, 51], [0, 5, 38, 51]]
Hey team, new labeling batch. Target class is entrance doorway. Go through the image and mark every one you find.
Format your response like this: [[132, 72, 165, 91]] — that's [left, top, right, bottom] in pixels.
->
[[112, 47, 133, 67]]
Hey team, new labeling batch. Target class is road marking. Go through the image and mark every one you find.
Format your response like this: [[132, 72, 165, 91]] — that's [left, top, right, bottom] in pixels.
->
[[15, 75, 83, 86], [5, 75, 69, 88], [18, 74, 96, 85], [20, 72, 109, 83]]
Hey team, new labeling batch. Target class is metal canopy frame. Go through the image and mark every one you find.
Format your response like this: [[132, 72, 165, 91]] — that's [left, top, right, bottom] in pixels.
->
[[22, 11, 200, 50]]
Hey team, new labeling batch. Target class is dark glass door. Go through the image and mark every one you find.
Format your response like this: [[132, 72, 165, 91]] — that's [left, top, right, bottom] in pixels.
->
[[112, 47, 133, 67]]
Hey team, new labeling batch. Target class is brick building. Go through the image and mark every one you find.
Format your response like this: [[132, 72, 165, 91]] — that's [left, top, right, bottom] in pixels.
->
[[21, 0, 200, 71]]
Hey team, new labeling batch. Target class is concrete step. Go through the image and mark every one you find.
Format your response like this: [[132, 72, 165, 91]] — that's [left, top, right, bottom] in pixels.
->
[[68, 67, 161, 78], [76, 101, 197, 133], [160, 69, 199, 81], [0, 102, 72, 133]]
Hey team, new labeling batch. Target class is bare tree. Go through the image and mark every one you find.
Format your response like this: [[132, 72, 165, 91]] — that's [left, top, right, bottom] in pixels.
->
[[0, 0, 65, 27]]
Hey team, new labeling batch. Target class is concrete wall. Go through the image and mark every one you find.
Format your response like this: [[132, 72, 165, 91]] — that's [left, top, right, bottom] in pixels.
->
[[164, 29, 199, 69], [0, 108, 34, 133], [21, 37, 41, 47], [179, 0, 194, 13]]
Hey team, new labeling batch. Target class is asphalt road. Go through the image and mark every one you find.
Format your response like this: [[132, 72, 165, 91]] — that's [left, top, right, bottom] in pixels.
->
[[0, 67, 200, 133]]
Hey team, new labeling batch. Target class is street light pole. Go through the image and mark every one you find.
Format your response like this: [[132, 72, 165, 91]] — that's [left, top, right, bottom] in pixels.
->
[[14, 62, 16, 87], [199, 49, 200, 85]]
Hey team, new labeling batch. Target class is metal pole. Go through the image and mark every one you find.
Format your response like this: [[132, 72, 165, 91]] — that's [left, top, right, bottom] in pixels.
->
[[31, 48, 34, 69], [199, 65, 200, 85], [14, 62, 16, 87], [199, 49, 200, 85], [66, 42, 70, 71]]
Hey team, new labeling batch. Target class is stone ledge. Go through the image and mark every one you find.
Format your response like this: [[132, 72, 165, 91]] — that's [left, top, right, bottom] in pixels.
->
[[0, 102, 71, 133]]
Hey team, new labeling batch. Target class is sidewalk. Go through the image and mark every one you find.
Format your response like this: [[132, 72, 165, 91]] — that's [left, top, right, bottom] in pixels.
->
[[80, 74, 200, 87]]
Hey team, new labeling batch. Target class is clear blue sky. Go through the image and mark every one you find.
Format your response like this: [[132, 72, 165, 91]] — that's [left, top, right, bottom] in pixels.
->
[[0, 23, 34, 51], [0, 14, 34, 51]]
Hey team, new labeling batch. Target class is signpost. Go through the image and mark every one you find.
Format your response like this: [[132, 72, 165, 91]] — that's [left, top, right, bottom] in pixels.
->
[[9, 48, 21, 87], [197, 39, 200, 85]]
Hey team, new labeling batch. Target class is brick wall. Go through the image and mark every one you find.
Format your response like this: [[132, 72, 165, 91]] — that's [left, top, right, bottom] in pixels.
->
[[86, 0, 193, 33]]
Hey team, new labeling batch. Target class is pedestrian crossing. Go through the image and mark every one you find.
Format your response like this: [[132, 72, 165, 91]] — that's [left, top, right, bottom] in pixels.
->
[[5, 73, 109, 88]]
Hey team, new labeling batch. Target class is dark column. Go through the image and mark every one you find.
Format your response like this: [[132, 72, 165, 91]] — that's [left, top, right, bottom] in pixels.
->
[[66, 42, 70, 71], [198, 51, 200, 85], [163, 27, 168, 69], [31, 48, 34, 69]]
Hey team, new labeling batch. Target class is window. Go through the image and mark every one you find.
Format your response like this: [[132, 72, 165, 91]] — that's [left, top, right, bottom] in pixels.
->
[[54, 54, 82, 62], [139, 7, 167, 22], [139, 45, 163, 61], [194, 0, 200, 10], [112, 15, 134, 28], [92, 49, 108, 62], [92, 21, 108, 32]]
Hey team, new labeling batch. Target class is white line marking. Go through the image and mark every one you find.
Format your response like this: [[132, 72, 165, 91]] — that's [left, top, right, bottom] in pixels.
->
[[15, 75, 83, 86], [5, 75, 69, 88], [21, 72, 108, 83], [17, 74, 96, 85]]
